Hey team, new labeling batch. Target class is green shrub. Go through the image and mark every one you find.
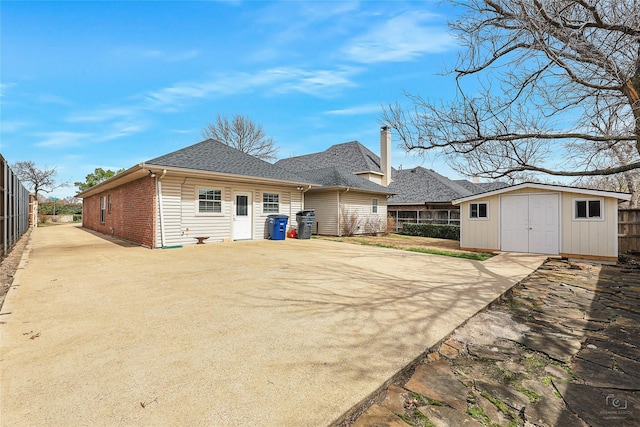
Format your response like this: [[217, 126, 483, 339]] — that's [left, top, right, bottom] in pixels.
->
[[402, 223, 460, 240]]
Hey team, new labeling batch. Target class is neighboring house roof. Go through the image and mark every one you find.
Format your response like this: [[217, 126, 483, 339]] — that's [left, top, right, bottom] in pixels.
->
[[387, 167, 477, 204], [296, 167, 394, 194], [276, 141, 393, 175], [452, 182, 632, 205], [146, 139, 310, 183]]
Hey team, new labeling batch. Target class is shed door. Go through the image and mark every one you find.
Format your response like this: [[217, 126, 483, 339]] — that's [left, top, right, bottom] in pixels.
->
[[500, 194, 559, 254]]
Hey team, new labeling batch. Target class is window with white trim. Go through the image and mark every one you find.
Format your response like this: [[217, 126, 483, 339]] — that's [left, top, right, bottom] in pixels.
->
[[262, 193, 279, 213], [574, 199, 602, 220], [198, 189, 222, 213], [100, 196, 106, 223], [372, 198, 378, 213], [469, 202, 488, 219]]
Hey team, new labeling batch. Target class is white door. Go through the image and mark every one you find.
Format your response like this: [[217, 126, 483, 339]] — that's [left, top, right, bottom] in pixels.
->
[[529, 194, 559, 254], [500, 194, 559, 254], [233, 192, 252, 240], [500, 195, 529, 252]]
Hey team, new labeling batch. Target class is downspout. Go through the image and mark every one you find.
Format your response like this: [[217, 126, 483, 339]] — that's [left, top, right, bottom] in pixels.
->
[[157, 169, 167, 248]]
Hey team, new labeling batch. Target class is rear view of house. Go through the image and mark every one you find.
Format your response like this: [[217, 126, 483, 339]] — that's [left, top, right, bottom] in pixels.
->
[[79, 139, 316, 248]]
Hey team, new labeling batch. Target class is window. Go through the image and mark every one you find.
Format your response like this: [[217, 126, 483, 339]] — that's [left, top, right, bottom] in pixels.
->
[[107, 194, 112, 213], [575, 199, 602, 219], [372, 198, 378, 213], [469, 202, 488, 219], [263, 193, 279, 213], [100, 196, 106, 223], [198, 189, 222, 213]]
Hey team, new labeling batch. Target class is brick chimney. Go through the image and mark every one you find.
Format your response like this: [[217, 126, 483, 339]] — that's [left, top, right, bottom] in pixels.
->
[[380, 126, 392, 186]]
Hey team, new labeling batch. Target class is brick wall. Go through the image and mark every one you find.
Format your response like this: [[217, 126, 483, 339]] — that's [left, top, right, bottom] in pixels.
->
[[82, 176, 156, 248]]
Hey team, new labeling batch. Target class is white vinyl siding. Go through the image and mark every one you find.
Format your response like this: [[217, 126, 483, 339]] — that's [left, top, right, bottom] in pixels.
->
[[155, 175, 302, 246], [303, 191, 339, 235], [340, 192, 388, 235]]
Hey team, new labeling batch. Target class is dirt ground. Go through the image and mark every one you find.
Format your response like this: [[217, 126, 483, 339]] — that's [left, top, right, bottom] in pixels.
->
[[0, 228, 31, 311]]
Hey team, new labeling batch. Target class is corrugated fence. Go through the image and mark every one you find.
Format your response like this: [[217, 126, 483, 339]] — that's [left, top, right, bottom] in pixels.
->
[[1, 154, 31, 257], [619, 208, 640, 254]]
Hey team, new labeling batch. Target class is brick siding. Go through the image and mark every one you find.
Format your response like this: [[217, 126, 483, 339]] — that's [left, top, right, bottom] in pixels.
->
[[82, 176, 156, 248]]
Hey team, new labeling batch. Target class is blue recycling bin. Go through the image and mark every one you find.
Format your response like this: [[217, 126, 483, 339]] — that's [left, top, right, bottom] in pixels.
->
[[267, 215, 289, 240]]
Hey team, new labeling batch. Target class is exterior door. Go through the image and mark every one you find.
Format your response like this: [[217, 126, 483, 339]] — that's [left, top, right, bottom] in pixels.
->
[[500, 194, 559, 254], [233, 192, 252, 240], [500, 195, 529, 252]]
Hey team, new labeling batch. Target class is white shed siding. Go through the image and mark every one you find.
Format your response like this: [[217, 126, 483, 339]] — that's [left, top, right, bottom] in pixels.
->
[[459, 187, 620, 260], [459, 195, 500, 251], [340, 192, 388, 235], [560, 192, 617, 258], [303, 191, 339, 235]]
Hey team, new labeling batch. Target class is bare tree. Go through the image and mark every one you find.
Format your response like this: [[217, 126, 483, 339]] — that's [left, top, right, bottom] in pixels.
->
[[201, 114, 279, 161], [382, 0, 640, 199], [12, 161, 67, 199]]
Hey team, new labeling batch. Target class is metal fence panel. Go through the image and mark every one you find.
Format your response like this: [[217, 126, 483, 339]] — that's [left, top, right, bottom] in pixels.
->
[[1, 154, 31, 257]]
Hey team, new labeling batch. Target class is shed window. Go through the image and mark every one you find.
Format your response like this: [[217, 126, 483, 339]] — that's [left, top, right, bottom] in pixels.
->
[[100, 196, 106, 223], [575, 199, 602, 219], [198, 189, 222, 213], [469, 202, 488, 219], [372, 198, 378, 213], [263, 193, 279, 213]]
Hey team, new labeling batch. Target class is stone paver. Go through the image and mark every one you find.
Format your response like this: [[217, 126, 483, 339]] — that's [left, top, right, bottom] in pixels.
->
[[349, 258, 640, 427]]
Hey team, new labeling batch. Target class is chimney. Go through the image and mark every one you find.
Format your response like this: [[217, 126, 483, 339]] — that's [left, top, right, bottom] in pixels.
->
[[472, 175, 480, 184], [380, 126, 392, 186]]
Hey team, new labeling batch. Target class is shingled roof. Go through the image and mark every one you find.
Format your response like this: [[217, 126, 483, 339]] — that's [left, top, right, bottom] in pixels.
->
[[387, 167, 477, 204], [296, 167, 394, 194], [146, 139, 310, 183], [275, 141, 392, 175]]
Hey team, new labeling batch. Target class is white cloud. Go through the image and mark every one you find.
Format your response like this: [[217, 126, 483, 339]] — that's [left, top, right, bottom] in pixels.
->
[[324, 103, 381, 115], [67, 107, 137, 123], [0, 83, 16, 97], [343, 11, 456, 63], [34, 131, 93, 148], [1, 120, 30, 133]]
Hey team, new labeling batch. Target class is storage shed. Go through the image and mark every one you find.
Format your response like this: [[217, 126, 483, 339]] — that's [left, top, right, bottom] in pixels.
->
[[452, 183, 631, 262]]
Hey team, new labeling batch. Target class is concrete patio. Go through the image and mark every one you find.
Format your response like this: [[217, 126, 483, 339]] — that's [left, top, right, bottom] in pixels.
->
[[0, 225, 545, 426]]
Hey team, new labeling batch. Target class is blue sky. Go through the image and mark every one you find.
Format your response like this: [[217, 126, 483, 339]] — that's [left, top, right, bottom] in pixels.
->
[[1, 0, 464, 199]]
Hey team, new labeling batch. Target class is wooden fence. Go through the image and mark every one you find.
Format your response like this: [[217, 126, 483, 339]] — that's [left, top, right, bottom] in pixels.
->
[[619, 208, 640, 253], [1, 154, 32, 257]]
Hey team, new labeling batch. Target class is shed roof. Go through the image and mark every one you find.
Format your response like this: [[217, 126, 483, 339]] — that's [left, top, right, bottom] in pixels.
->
[[452, 182, 632, 205]]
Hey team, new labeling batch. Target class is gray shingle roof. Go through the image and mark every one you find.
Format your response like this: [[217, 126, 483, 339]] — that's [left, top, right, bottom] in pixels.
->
[[276, 141, 393, 174], [296, 167, 394, 194], [146, 139, 310, 183], [387, 167, 476, 204]]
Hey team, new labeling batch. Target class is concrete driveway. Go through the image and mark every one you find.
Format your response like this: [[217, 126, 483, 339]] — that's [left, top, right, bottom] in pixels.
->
[[0, 225, 545, 426]]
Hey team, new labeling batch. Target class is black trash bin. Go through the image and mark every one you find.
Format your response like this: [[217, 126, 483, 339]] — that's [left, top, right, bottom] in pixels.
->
[[267, 215, 289, 240], [296, 210, 315, 239]]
